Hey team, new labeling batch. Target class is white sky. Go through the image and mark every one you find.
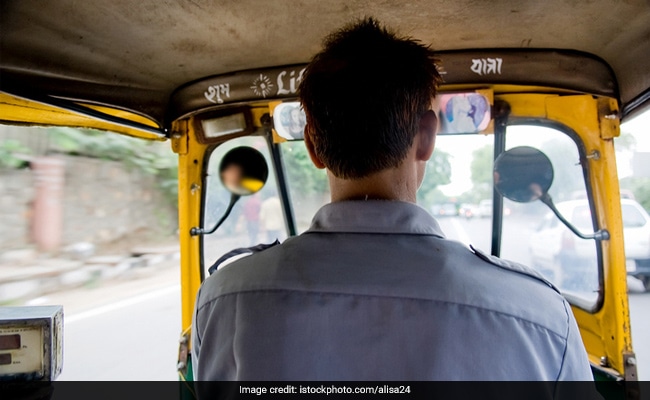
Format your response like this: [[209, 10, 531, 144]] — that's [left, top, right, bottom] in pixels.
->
[[435, 134, 491, 196], [617, 109, 650, 178], [621, 109, 650, 150]]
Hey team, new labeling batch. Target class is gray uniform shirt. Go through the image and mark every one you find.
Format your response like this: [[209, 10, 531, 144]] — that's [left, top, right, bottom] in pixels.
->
[[192, 200, 593, 380]]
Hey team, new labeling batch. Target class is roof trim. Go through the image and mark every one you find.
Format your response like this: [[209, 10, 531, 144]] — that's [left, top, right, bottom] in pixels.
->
[[0, 86, 166, 138], [169, 49, 618, 121], [622, 87, 650, 121]]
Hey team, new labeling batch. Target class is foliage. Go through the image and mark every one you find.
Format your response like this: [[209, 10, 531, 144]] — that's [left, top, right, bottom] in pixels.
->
[[281, 142, 329, 195], [281, 141, 452, 205], [470, 145, 493, 187], [457, 185, 492, 205], [48, 127, 178, 207], [0, 140, 31, 169], [538, 138, 584, 202], [615, 130, 637, 152], [419, 187, 450, 205], [455, 144, 494, 204]]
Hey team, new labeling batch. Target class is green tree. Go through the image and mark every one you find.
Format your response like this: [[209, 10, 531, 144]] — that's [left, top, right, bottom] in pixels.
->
[[281, 142, 328, 195], [615, 130, 637, 152], [0, 140, 31, 169], [539, 138, 584, 202], [459, 145, 494, 204], [470, 145, 493, 187]]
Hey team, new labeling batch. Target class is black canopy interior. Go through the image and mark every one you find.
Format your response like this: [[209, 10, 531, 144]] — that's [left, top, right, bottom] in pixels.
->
[[1, 0, 649, 126]]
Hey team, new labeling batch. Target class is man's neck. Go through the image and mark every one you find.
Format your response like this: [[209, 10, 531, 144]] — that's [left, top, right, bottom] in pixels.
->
[[328, 168, 418, 203]]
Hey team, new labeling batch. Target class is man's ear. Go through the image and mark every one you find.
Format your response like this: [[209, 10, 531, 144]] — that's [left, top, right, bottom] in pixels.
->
[[416, 109, 437, 161], [303, 124, 326, 169]]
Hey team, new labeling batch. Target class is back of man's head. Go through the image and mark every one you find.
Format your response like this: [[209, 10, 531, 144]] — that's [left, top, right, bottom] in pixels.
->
[[299, 17, 441, 179]]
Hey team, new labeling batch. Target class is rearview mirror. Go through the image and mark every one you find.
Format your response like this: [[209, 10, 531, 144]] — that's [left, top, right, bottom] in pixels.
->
[[191, 146, 269, 237], [493, 146, 554, 203], [493, 146, 609, 241], [219, 147, 269, 196]]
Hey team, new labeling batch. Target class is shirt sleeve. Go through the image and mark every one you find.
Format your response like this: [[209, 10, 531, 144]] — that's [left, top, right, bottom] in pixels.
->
[[191, 286, 203, 381], [557, 299, 594, 381]]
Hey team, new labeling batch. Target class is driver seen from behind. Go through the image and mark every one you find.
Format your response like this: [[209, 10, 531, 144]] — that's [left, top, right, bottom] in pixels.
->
[[192, 17, 592, 381]]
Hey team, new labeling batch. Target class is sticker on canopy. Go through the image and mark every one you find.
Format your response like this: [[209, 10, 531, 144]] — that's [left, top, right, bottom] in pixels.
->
[[204, 84, 231, 104], [470, 58, 503, 76], [273, 102, 306, 140], [250, 74, 274, 98], [438, 93, 490, 134], [277, 68, 306, 95]]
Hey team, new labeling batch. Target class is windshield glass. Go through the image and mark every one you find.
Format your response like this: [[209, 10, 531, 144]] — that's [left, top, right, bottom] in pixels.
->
[[419, 134, 494, 251], [281, 141, 330, 233], [202, 136, 285, 275], [204, 124, 600, 308], [501, 125, 599, 308]]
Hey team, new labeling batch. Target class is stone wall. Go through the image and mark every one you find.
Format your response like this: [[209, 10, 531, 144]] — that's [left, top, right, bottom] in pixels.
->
[[0, 169, 34, 249], [0, 155, 176, 252], [61, 156, 176, 244]]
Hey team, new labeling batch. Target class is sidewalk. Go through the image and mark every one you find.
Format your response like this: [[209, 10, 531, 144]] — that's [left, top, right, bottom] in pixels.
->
[[0, 244, 180, 304]]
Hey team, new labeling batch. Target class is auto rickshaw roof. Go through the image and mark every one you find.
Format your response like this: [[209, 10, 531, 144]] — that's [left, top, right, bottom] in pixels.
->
[[1, 0, 649, 133]]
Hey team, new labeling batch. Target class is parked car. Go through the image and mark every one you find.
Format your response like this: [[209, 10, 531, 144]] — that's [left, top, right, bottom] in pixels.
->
[[529, 199, 650, 290], [621, 199, 650, 289]]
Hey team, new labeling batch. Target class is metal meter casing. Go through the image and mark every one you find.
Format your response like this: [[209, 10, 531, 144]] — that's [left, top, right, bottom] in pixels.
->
[[0, 306, 63, 381]]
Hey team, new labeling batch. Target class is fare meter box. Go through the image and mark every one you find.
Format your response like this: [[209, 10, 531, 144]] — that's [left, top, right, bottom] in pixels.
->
[[0, 306, 63, 381]]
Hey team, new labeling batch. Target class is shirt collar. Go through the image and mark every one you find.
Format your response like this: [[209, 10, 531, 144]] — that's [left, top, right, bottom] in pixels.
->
[[307, 200, 446, 238]]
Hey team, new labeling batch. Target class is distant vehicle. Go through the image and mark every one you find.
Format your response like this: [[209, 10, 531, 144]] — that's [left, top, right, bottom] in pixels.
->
[[459, 203, 480, 218], [432, 203, 458, 217], [529, 199, 650, 290], [476, 199, 511, 218], [478, 199, 492, 218], [621, 199, 650, 289]]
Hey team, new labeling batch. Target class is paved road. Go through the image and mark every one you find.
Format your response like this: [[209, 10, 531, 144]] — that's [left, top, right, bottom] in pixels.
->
[[26, 262, 182, 381], [21, 220, 648, 381], [58, 285, 180, 380], [629, 289, 650, 380]]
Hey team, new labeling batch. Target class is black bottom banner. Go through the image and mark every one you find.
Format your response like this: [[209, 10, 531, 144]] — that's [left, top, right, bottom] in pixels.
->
[[2, 381, 648, 400]]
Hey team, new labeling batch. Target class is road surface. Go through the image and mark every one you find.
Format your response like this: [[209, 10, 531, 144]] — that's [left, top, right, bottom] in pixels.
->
[[29, 262, 182, 381], [21, 216, 649, 380], [629, 289, 650, 380]]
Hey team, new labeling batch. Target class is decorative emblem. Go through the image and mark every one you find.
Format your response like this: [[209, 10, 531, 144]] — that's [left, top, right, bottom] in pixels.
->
[[250, 74, 274, 98]]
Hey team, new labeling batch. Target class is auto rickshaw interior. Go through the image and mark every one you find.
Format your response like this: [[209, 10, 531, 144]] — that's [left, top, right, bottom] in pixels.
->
[[1, 0, 649, 392]]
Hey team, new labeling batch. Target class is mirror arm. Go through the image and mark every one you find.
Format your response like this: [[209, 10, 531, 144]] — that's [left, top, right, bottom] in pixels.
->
[[539, 193, 610, 241], [190, 194, 241, 236]]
